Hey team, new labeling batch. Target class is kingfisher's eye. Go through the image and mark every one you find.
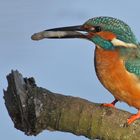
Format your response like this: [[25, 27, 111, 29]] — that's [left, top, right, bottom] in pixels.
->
[[95, 26, 102, 32]]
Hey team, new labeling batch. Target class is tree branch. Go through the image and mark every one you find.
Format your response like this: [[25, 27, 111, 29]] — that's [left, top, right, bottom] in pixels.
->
[[3, 70, 140, 140]]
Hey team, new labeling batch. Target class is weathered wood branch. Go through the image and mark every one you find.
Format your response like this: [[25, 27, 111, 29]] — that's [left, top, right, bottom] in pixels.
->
[[3, 70, 140, 140]]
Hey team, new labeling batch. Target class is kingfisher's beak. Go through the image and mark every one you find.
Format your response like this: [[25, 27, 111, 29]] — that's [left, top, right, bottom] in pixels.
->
[[31, 25, 92, 41]]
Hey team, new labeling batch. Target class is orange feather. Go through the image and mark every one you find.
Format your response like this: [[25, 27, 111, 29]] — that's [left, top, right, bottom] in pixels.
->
[[95, 46, 140, 109], [96, 31, 116, 41]]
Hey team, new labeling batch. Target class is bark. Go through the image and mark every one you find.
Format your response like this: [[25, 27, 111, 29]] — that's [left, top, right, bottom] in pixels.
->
[[3, 70, 140, 140]]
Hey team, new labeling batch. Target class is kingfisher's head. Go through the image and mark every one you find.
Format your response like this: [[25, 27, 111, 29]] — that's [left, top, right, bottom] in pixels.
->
[[31, 16, 139, 50]]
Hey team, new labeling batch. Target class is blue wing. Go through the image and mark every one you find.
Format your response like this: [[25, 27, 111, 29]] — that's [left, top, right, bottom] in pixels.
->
[[125, 58, 140, 76]]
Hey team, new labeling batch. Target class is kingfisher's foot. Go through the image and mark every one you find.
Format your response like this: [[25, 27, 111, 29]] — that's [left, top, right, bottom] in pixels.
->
[[127, 110, 140, 125], [102, 103, 116, 108], [102, 99, 118, 108]]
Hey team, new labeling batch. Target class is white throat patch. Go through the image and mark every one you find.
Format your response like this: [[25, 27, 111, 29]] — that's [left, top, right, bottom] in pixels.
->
[[111, 38, 137, 48]]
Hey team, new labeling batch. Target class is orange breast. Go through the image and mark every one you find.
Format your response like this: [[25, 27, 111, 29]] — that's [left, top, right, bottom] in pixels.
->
[[95, 46, 140, 109]]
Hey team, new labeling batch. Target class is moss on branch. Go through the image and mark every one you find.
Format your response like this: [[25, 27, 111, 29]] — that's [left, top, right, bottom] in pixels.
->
[[3, 70, 140, 140]]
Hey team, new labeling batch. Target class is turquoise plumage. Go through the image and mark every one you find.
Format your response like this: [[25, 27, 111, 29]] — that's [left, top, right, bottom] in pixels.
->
[[85, 17, 138, 45]]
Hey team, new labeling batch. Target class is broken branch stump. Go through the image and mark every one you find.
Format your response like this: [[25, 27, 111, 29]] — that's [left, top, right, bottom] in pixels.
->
[[3, 70, 140, 140]]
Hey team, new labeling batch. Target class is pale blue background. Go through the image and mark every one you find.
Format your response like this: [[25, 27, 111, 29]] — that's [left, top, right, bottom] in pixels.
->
[[1, 0, 140, 140]]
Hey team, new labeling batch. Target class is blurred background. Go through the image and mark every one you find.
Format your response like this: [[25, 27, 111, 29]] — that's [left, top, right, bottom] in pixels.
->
[[1, 0, 140, 139]]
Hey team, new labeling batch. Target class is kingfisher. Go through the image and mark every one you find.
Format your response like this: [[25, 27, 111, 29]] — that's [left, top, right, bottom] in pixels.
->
[[31, 16, 140, 125]]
